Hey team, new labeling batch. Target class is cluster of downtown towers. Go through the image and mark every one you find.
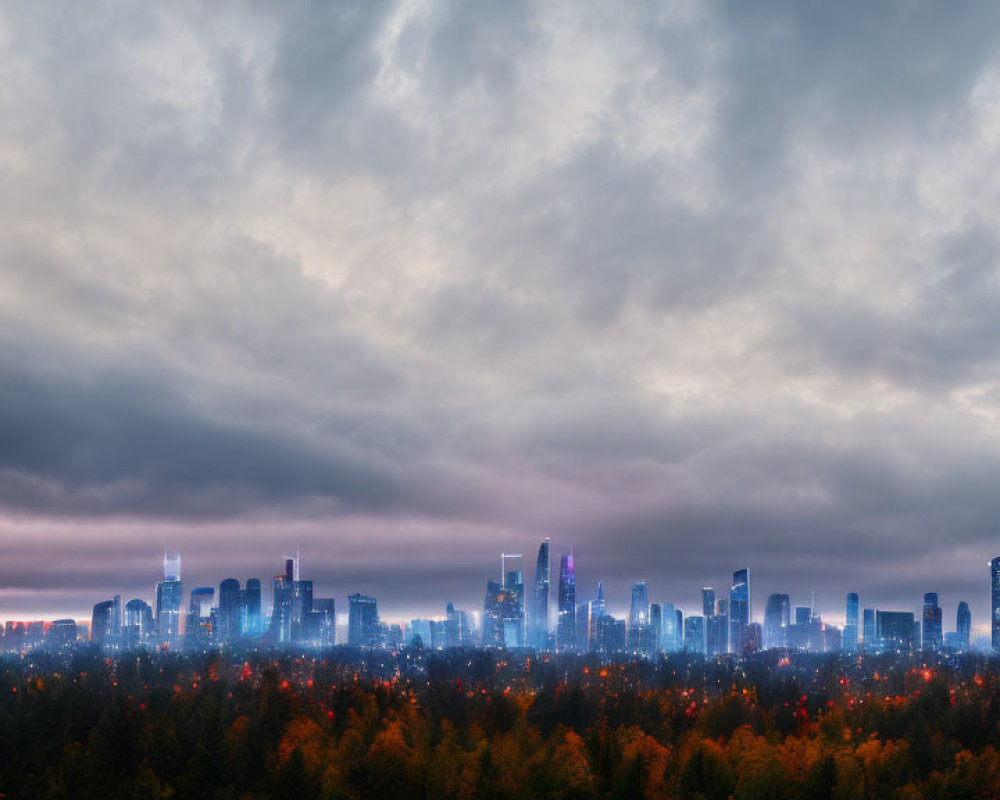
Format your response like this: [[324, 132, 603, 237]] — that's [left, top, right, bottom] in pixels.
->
[[11, 547, 1000, 657]]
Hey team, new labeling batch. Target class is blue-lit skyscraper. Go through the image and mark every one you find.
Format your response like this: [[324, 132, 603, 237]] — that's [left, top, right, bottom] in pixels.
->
[[532, 539, 550, 649], [764, 593, 789, 650], [957, 601, 971, 651], [863, 608, 876, 650], [218, 579, 246, 642], [684, 615, 705, 654], [557, 551, 576, 651], [245, 578, 262, 638], [922, 592, 942, 651], [269, 558, 295, 643], [649, 603, 662, 652], [729, 568, 750, 655], [588, 581, 605, 651], [91, 600, 113, 645], [627, 580, 650, 653], [844, 593, 859, 652], [878, 610, 915, 655], [992, 557, 1000, 650], [702, 587, 715, 618], [348, 593, 380, 648], [156, 551, 183, 647], [124, 598, 153, 646], [660, 601, 678, 652]]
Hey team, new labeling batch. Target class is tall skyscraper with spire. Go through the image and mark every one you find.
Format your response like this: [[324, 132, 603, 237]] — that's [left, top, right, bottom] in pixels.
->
[[557, 551, 576, 651], [532, 539, 550, 649]]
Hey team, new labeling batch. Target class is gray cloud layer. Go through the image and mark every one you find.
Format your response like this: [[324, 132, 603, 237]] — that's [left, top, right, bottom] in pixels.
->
[[2, 1, 1000, 629]]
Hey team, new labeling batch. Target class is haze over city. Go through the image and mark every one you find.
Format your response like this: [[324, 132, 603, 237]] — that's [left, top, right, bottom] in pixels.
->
[[4, 2, 1000, 631]]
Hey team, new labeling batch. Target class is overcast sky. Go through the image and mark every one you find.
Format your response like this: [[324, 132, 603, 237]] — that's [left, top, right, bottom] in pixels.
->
[[3, 2, 1000, 632]]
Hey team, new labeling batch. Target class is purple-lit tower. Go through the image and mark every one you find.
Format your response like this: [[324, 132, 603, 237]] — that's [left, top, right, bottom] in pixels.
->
[[557, 551, 576, 651]]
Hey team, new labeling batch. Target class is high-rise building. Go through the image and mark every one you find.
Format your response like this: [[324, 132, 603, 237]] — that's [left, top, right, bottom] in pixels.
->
[[992, 557, 1000, 650], [862, 608, 876, 650], [764, 593, 790, 649], [348, 593, 380, 648], [91, 600, 114, 645], [532, 539, 550, 649], [292, 579, 314, 642], [729, 568, 750, 655], [269, 559, 295, 643], [706, 612, 728, 657], [844, 593, 859, 653], [185, 586, 214, 645], [684, 615, 706, 654], [156, 552, 183, 647], [245, 579, 262, 638], [659, 602, 678, 652], [557, 551, 576, 651], [957, 601, 971, 651], [123, 598, 153, 646], [588, 581, 606, 651], [111, 594, 123, 645], [576, 603, 591, 651], [627, 581, 650, 654], [716, 598, 729, 654], [501, 555, 525, 647], [702, 587, 715, 618], [305, 597, 335, 646], [877, 610, 915, 655], [922, 592, 943, 651], [649, 603, 662, 653], [482, 554, 525, 648], [218, 579, 246, 642]]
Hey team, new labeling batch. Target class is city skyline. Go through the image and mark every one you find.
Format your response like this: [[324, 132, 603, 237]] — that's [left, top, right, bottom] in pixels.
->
[[3, 543, 997, 647]]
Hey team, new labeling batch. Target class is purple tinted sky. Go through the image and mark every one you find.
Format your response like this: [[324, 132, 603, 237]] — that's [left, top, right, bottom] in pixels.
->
[[2, 2, 1000, 632]]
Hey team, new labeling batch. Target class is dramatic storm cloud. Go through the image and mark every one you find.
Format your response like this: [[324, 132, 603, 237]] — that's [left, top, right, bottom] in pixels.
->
[[3, 1, 1000, 630]]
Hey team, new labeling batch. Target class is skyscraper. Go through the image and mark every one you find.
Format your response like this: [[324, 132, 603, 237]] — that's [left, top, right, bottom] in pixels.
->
[[245, 578, 262, 638], [729, 568, 750, 655], [557, 551, 576, 651], [863, 608, 876, 650], [877, 610, 915, 655], [660, 602, 678, 652], [156, 551, 183, 647], [218, 579, 246, 642], [627, 581, 650, 653], [532, 539, 550, 649], [957, 601, 971, 651], [684, 615, 706, 654], [186, 586, 214, 645], [844, 593, 859, 653], [701, 587, 715, 618], [649, 603, 662, 653], [992, 557, 1000, 650], [269, 558, 295, 643], [348, 593, 380, 648], [482, 554, 526, 648], [91, 600, 113, 645], [764, 593, 790, 650], [588, 581, 605, 651], [922, 592, 942, 651]]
